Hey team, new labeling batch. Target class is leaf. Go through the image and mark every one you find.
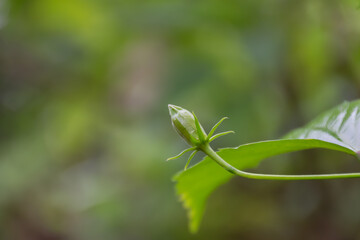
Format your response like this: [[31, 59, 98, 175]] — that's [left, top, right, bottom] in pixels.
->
[[173, 100, 360, 233]]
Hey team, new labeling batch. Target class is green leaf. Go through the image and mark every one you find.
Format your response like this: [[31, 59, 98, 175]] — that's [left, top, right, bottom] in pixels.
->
[[173, 100, 360, 233]]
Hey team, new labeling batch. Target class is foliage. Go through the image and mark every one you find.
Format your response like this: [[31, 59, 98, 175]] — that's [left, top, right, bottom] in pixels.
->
[[174, 100, 360, 232]]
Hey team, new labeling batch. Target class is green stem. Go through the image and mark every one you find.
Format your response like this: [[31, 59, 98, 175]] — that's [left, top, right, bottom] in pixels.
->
[[201, 144, 360, 180]]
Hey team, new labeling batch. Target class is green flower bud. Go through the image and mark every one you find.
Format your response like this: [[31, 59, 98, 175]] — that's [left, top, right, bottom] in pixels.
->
[[168, 104, 207, 147]]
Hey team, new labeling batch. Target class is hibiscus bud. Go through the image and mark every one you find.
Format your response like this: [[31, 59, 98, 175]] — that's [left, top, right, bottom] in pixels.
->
[[168, 104, 207, 146]]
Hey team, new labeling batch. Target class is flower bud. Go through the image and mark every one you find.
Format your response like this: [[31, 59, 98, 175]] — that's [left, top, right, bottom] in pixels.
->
[[168, 104, 207, 146]]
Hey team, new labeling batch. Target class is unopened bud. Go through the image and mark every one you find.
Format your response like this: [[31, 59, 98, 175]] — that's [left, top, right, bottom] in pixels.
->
[[168, 104, 207, 147]]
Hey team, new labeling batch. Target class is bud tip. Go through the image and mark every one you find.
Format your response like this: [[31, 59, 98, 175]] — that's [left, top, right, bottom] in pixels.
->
[[168, 104, 183, 116]]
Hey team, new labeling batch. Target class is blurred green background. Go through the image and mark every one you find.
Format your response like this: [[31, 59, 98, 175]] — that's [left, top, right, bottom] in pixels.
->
[[1, 0, 360, 239]]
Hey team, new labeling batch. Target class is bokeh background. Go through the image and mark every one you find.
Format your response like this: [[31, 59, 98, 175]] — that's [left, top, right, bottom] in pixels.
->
[[1, 0, 360, 239]]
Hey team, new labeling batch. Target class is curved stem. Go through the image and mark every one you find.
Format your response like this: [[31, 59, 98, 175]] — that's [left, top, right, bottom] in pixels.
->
[[201, 144, 360, 180]]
